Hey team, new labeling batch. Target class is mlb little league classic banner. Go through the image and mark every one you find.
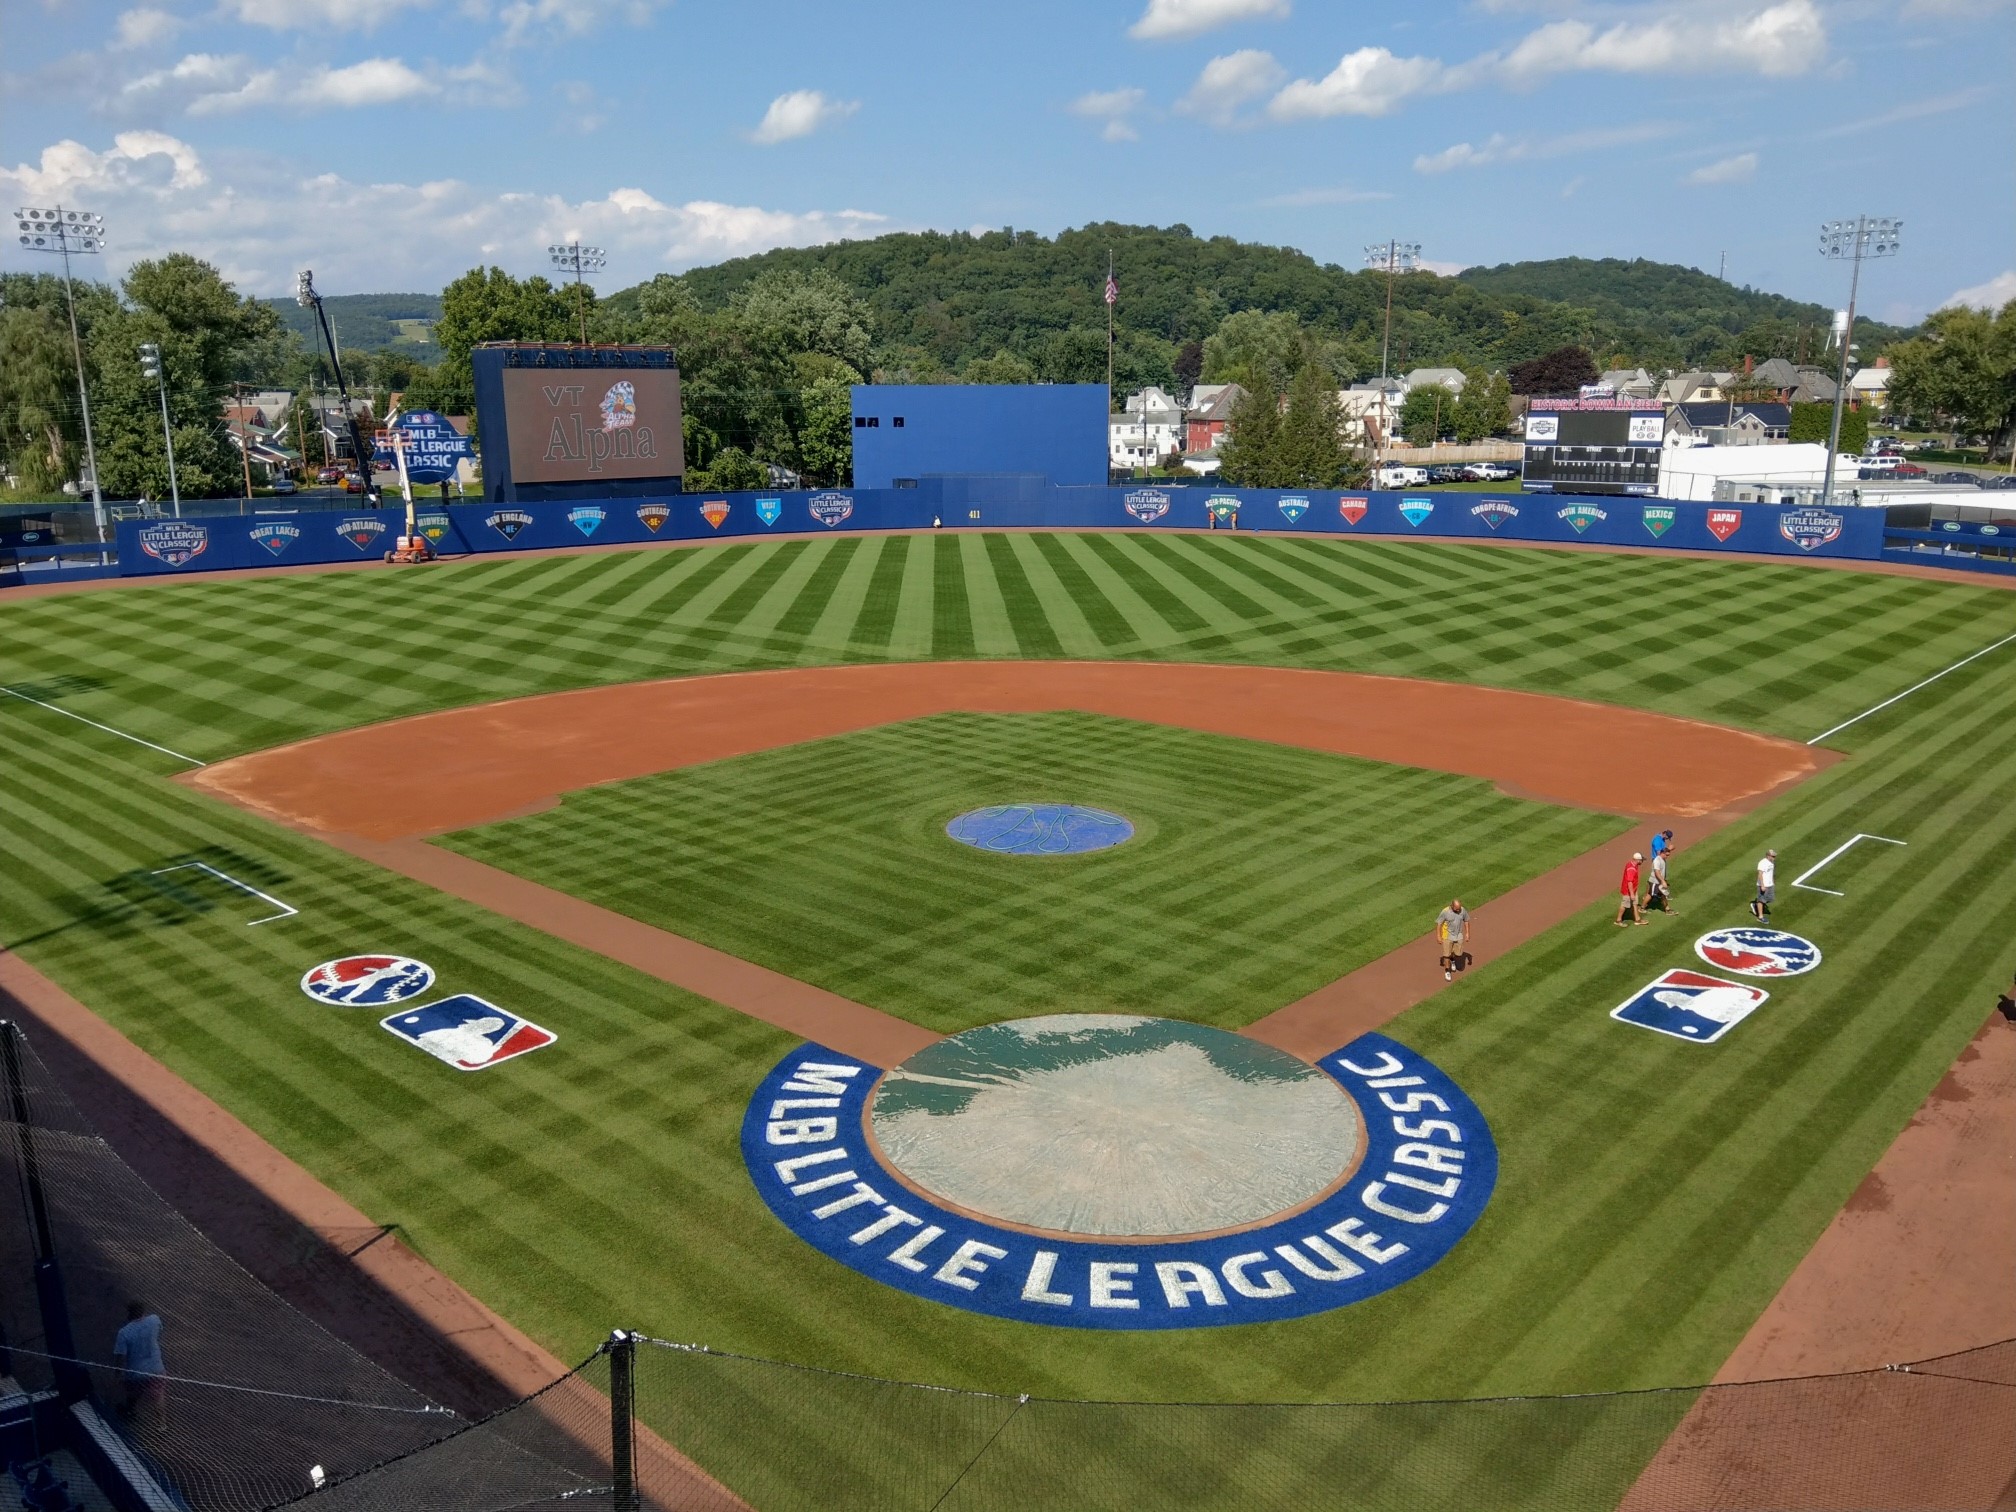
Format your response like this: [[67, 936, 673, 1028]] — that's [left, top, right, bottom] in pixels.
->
[[743, 1026, 1495, 1330]]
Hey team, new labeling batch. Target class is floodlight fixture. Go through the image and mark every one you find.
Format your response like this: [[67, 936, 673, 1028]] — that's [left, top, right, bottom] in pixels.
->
[[548, 242, 607, 343], [1815, 215, 1901, 508], [14, 204, 108, 539], [1364, 240, 1421, 274], [137, 342, 182, 516]]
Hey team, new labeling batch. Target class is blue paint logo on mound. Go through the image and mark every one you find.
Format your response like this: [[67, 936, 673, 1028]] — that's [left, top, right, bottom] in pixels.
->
[[380, 995, 555, 1070], [1399, 498, 1434, 528], [1694, 928, 1821, 978], [300, 954, 435, 1007], [1277, 496, 1309, 524], [743, 1027, 1496, 1330], [1612, 969, 1768, 1044], [137, 521, 208, 566], [755, 497, 783, 527], [946, 804, 1133, 855], [1778, 507, 1843, 552]]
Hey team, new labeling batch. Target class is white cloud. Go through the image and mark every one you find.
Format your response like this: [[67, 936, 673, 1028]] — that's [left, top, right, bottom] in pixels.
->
[[1413, 120, 1677, 172], [1684, 150, 1758, 184], [1808, 86, 1987, 140], [1259, 185, 1392, 207], [1268, 46, 1444, 119], [112, 7, 184, 49], [220, 0, 432, 28], [1129, 0, 1289, 41], [181, 56, 505, 113], [1178, 49, 1286, 125], [1944, 270, 2016, 310], [118, 52, 255, 112], [0, 133, 890, 296], [750, 89, 859, 145], [1069, 88, 1147, 142], [1500, 0, 1826, 83]]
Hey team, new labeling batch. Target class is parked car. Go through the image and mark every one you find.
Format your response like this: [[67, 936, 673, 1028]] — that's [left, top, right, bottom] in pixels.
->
[[1426, 465, 1467, 484], [269, 475, 297, 495], [1894, 463, 1927, 477], [342, 473, 366, 493], [1374, 464, 1429, 488], [317, 466, 343, 483], [1462, 462, 1516, 481], [1933, 471, 1979, 485], [1914, 439, 1945, 452], [1986, 474, 2016, 490], [1858, 454, 1899, 473]]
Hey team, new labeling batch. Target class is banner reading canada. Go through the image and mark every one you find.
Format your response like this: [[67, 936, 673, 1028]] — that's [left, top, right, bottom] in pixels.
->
[[502, 369, 685, 484]]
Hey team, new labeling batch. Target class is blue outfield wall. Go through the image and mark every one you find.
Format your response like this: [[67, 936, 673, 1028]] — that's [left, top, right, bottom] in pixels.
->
[[104, 484, 1887, 579]]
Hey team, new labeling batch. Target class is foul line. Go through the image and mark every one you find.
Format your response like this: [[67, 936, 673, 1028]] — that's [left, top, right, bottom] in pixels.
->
[[0, 685, 206, 767], [1807, 628, 2016, 746], [151, 861, 298, 925], [1791, 833, 1907, 896]]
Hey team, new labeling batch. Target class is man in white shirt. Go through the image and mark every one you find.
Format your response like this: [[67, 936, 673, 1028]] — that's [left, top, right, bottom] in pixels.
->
[[114, 1301, 167, 1431], [1751, 850, 1776, 922]]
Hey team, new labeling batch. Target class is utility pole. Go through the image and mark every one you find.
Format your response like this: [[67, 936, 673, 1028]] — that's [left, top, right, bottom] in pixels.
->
[[1104, 250, 1117, 401], [1817, 217, 1901, 507], [1364, 239, 1420, 479], [138, 342, 181, 517], [297, 270, 374, 497], [233, 385, 254, 502], [13, 206, 108, 549], [548, 242, 606, 345]]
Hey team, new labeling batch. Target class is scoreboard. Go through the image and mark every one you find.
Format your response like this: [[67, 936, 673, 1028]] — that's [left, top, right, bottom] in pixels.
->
[[1521, 407, 1664, 496]]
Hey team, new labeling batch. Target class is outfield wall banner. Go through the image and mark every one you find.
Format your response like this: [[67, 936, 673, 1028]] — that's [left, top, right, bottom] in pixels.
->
[[110, 487, 1887, 576], [741, 1032, 1496, 1331]]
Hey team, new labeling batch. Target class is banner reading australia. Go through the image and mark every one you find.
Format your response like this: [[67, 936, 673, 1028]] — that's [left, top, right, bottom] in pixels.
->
[[501, 367, 686, 484]]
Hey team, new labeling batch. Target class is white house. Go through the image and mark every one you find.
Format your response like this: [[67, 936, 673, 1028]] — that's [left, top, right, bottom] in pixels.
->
[[1338, 381, 1403, 446], [1110, 385, 1186, 469]]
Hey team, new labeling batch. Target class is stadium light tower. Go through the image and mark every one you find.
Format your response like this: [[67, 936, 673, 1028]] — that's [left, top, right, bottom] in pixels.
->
[[14, 206, 108, 545], [548, 241, 606, 345], [1365, 240, 1421, 472], [137, 342, 181, 517], [1817, 216, 1900, 507], [296, 269, 374, 496]]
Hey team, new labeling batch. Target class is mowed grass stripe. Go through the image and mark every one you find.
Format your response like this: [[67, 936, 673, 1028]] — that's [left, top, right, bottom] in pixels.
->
[[980, 535, 1066, 659], [957, 532, 1022, 657], [930, 534, 977, 660], [842, 534, 913, 655]]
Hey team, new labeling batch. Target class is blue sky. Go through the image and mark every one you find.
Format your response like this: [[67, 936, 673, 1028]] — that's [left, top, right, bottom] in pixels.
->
[[4, 0, 2010, 321]]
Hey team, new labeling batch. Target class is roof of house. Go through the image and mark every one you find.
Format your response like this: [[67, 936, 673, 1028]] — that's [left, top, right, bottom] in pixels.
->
[[1187, 383, 1245, 421], [1849, 367, 1892, 391], [1750, 357, 1801, 387], [1403, 367, 1467, 391], [1673, 401, 1792, 429]]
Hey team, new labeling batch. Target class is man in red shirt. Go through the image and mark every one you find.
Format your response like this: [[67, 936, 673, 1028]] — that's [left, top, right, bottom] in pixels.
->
[[1615, 852, 1644, 926]]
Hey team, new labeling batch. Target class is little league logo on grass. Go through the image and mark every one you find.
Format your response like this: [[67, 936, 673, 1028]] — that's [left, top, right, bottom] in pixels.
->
[[701, 500, 731, 530], [1706, 508, 1742, 542], [486, 509, 533, 542], [809, 492, 854, 527], [1641, 506, 1676, 538], [1557, 503, 1607, 534], [381, 995, 555, 1071], [1277, 496, 1309, 524], [1123, 489, 1171, 523], [755, 497, 783, 527], [1471, 499, 1518, 530], [1399, 498, 1434, 528], [745, 1023, 1495, 1330], [1612, 970, 1768, 1044], [137, 521, 209, 565], [337, 516, 386, 551], [1778, 507, 1844, 552], [1694, 927, 1821, 977], [636, 503, 671, 534], [249, 522, 300, 557], [567, 506, 605, 538], [300, 955, 435, 1007], [1338, 496, 1369, 526]]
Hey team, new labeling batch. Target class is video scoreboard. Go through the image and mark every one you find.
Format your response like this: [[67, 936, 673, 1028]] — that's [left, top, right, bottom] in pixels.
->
[[1521, 404, 1664, 496]]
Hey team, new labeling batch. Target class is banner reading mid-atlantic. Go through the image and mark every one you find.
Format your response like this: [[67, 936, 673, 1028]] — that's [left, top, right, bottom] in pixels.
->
[[501, 368, 685, 484]]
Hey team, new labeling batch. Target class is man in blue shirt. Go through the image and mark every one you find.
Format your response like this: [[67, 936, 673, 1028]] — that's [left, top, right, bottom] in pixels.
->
[[114, 1301, 167, 1431]]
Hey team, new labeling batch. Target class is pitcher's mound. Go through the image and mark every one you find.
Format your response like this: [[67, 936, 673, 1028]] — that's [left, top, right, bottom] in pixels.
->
[[869, 1015, 1360, 1238]]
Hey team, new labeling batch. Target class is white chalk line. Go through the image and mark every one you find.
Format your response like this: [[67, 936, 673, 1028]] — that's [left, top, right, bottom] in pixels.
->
[[151, 861, 297, 925], [1790, 833, 1907, 897], [0, 685, 206, 767], [1808, 628, 2016, 745]]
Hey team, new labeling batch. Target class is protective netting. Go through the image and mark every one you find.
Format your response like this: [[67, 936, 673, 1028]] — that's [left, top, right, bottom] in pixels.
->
[[6, 1018, 2015, 1512]]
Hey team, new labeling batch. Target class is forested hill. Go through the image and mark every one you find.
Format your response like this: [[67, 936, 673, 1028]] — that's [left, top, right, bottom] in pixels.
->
[[604, 223, 1914, 384], [1459, 257, 1913, 365], [263, 292, 441, 358]]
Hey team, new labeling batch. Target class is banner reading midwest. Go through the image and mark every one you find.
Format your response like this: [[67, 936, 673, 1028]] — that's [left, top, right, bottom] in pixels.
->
[[502, 368, 686, 483]]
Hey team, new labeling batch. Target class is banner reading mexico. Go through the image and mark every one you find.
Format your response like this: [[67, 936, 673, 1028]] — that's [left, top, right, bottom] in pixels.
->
[[502, 369, 686, 484]]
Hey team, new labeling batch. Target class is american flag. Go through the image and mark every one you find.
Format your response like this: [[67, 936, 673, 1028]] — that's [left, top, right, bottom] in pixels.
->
[[1104, 273, 1117, 306]]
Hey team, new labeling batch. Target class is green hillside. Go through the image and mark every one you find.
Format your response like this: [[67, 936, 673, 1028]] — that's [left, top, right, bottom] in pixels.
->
[[264, 291, 442, 358]]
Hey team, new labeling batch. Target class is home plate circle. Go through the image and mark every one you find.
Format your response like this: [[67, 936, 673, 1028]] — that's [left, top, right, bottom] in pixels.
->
[[871, 1016, 1360, 1237]]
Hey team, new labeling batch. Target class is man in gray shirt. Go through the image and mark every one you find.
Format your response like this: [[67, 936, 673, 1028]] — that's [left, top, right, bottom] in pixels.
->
[[114, 1300, 166, 1431], [1436, 899, 1471, 981]]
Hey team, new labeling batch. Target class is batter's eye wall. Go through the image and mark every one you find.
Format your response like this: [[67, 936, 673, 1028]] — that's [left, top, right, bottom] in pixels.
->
[[473, 344, 685, 505], [850, 384, 1111, 490]]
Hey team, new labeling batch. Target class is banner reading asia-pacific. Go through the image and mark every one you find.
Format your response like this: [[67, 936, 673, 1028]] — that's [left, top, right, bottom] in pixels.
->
[[110, 485, 1884, 576]]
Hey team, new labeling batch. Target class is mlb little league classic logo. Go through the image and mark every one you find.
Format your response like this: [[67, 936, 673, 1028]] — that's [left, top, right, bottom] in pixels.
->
[[1778, 507, 1844, 552], [1123, 489, 1171, 523], [380, 995, 556, 1071], [1694, 928, 1821, 978], [808, 492, 854, 527], [1613, 970, 1769, 1044], [137, 521, 209, 566], [300, 955, 435, 1007]]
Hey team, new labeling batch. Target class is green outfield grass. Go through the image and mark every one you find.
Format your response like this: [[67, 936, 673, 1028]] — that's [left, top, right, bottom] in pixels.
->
[[438, 710, 1621, 1032], [3, 532, 2015, 1508]]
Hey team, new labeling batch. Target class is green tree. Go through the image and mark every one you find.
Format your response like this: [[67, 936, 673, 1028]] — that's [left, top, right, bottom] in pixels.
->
[[0, 274, 99, 493], [1202, 310, 1306, 395], [798, 374, 854, 485], [732, 269, 874, 373], [684, 445, 768, 492], [1399, 383, 1457, 445], [1451, 369, 1511, 442], [1508, 345, 1599, 396], [1788, 400, 1868, 456], [962, 350, 1037, 384], [1216, 381, 1283, 486], [1887, 301, 2016, 460], [433, 267, 576, 411], [1275, 363, 1358, 486]]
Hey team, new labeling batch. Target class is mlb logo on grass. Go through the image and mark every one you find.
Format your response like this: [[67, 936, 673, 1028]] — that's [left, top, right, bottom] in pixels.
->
[[381, 995, 555, 1070], [1613, 970, 1768, 1044]]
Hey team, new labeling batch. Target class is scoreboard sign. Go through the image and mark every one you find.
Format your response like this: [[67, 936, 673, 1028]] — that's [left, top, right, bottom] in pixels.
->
[[1522, 405, 1664, 496]]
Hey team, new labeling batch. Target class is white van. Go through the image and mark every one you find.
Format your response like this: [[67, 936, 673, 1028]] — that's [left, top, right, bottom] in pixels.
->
[[1375, 465, 1429, 488]]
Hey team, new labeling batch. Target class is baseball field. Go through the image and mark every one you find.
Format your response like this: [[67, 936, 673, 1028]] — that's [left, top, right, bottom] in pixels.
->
[[3, 529, 2013, 1507]]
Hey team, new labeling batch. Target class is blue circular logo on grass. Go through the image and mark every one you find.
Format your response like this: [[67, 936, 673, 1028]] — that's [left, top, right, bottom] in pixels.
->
[[946, 804, 1133, 855], [744, 1016, 1495, 1330]]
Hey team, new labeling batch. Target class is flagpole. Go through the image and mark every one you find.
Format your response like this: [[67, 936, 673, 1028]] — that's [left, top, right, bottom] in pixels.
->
[[1106, 249, 1115, 400]]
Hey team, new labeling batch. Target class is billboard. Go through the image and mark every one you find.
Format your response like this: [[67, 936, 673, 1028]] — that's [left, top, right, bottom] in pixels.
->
[[1522, 407, 1663, 496], [501, 369, 684, 485]]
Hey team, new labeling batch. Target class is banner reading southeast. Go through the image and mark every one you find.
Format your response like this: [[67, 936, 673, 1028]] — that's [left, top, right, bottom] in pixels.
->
[[502, 368, 686, 484]]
